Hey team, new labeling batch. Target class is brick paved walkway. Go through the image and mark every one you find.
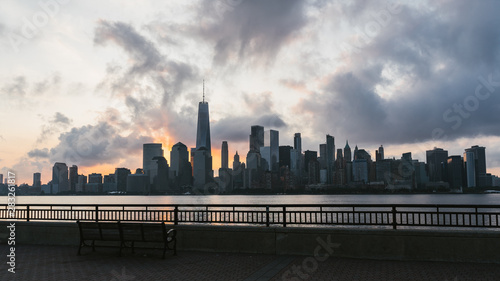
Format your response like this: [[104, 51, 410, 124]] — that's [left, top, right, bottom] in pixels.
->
[[1, 244, 499, 281]]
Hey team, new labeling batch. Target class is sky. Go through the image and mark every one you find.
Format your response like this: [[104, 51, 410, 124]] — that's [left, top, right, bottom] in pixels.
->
[[1, 0, 500, 185]]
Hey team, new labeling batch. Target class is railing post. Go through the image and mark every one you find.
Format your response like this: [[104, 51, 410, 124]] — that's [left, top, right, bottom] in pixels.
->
[[174, 206, 179, 225], [26, 205, 30, 222], [95, 206, 99, 222], [266, 206, 270, 227], [392, 206, 397, 230], [283, 206, 287, 227], [436, 207, 440, 226], [475, 207, 479, 226]]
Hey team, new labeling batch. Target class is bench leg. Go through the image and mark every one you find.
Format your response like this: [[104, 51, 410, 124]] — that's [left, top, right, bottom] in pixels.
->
[[119, 241, 123, 257], [77, 241, 83, 256]]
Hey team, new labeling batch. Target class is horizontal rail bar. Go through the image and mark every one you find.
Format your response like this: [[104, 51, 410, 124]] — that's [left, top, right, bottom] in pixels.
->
[[1, 204, 500, 230]]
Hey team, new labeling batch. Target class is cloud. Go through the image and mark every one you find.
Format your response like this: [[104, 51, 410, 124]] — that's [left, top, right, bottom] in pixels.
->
[[1, 76, 27, 97], [93, 20, 200, 144], [27, 148, 50, 158], [94, 20, 197, 104], [198, 0, 308, 66], [49, 122, 154, 167], [212, 113, 287, 144], [293, 0, 500, 146], [36, 112, 73, 143]]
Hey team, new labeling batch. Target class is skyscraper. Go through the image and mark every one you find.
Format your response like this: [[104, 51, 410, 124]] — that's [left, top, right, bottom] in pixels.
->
[[115, 168, 131, 192], [249, 125, 264, 152], [221, 141, 229, 169], [170, 142, 191, 189], [464, 149, 476, 188], [378, 145, 384, 160], [153, 156, 169, 193], [344, 141, 351, 163], [232, 151, 244, 189], [466, 145, 487, 187], [326, 135, 335, 184], [262, 130, 279, 172], [52, 162, 69, 194], [294, 133, 302, 153], [143, 143, 164, 185], [426, 148, 448, 182], [33, 172, 41, 188], [447, 156, 463, 190], [196, 96, 212, 156], [69, 165, 78, 193], [279, 145, 292, 169], [194, 87, 213, 190]]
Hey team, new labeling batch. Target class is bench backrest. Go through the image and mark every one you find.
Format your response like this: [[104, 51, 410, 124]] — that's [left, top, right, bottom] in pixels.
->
[[78, 221, 169, 242]]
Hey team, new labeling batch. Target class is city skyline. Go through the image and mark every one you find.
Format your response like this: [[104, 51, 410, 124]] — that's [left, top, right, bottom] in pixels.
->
[[1, 1, 500, 184]]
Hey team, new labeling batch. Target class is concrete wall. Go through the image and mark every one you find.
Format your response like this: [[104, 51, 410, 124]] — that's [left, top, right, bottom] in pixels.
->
[[1, 221, 499, 263]]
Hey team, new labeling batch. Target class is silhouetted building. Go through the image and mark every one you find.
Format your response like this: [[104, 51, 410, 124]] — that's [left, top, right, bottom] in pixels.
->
[[413, 160, 429, 188], [353, 159, 368, 183], [193, 93, 213, 189], [304, 150, 317, 173], [221, 141, 229, 169], [115, 168, 130, 192], [170, 142, 192, 190], [446, 156, 463, 190], [355, 149, 371, 161], [426, 148, 448, 182], [466, 145, 487, 187], [193, 147, 212, 190], [326, 135, 335, 184], [143, 143, 164, 185], [344, 141, 352, 163], [336, 149, 343, 169], [464, 149, 476, 188], [261, 130, 279, 172], [232, 152, 244, 189], [88, 173, 102, 184], [376, 145, 384, 161], [249, 125, 264, 152], [279, 145, 292, 169], [103, 173, 116, 192], [69, 165, 78, 193], [153, 156, 169, 193], [87, 173, 102, 193], [196, 98, 212, 156], [52, 162, 69, 194], [76, 175, 87, 193], [246, 150, 262, 188], [294, 133, 302, 153], [127, 173, 149, 194], [33, 172, 41, 188]]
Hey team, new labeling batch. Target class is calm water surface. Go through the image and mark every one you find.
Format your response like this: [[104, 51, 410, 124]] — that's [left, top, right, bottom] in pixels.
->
[[15, 194, 500, 205]]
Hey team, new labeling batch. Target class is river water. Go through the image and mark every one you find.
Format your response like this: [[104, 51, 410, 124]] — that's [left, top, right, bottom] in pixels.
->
[[15, 193, 500, 205]]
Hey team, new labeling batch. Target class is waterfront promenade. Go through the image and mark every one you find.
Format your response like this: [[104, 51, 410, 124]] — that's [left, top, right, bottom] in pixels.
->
[[1, 244, 500, 281]]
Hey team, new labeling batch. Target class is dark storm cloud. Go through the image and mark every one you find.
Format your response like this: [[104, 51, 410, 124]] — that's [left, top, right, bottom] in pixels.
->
[[199, 0, 307, 65], [49, 122, 154, 167], [212, 113, 287, 144], [297, 0, 500, 146]]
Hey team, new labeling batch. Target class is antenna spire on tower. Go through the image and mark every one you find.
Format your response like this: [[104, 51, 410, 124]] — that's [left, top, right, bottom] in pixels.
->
[[203, 79, 205, 103]]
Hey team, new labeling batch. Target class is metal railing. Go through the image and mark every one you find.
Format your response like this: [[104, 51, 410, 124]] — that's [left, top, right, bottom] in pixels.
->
[[1, 204, 500, 230]]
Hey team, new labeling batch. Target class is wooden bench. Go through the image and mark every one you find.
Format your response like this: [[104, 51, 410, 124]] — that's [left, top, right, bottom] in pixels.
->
[[77, 221, 176, 259]]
